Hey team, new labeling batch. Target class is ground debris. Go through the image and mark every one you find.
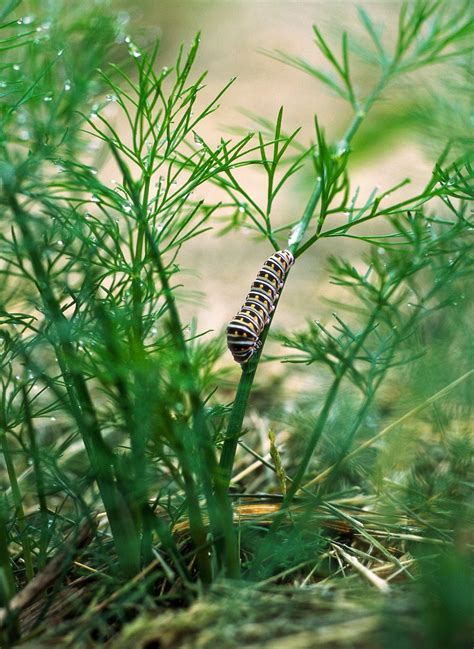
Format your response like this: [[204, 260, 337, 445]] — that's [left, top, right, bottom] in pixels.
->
[[111, 583, 387, 649]]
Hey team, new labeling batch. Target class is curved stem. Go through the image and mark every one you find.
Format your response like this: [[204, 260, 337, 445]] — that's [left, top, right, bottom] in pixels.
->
[[218, 182, 320, 488]]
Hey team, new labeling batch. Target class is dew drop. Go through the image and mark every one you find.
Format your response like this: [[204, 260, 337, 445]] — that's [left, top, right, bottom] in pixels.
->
[[57, 49, 64, 57], [12, 64, 20, 72], [57, 240, 64, 246], [90, 195, 100, 203], [129, 45, 141, 58], [64, 79, 71, 91], [43, 93, 53, 102], [50, 417, 57, 422], [106, 93, 117, 102], [0, 81, 7, 88], [193, 132, 204, 147]]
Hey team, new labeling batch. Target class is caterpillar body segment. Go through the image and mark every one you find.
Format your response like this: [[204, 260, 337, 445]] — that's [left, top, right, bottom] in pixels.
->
[[226, 248, 295, 364]]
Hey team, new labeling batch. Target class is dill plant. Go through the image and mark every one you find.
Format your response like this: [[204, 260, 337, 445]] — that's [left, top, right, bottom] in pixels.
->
[[0, 0, 472, 645]]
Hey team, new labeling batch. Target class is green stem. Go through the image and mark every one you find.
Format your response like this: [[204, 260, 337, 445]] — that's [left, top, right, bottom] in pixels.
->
[[0, 431, 34, 582], [218, 176, 324, 490], [278, 373, 343, 508], [22, 387, 49, 569], [8, 194, 141, 579], [289, 178, 323, 256], [266, 264, 438, 535], [338, 71, 390, 153], [219, 67, 388, 488], [0, 502, 19, 644], [93, 298, 152, 566], [111, 146, 238, 580], [217, 67, 398, 558], [0, 496, 16, 607], [218, 349, 260, 486]]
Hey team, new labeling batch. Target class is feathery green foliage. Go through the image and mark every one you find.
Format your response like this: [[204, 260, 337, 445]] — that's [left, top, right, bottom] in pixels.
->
[[0, 1, 472, 646]]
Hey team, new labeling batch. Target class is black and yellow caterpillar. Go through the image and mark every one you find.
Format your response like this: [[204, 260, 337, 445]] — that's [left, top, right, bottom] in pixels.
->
[[226, 249, 295, 364]]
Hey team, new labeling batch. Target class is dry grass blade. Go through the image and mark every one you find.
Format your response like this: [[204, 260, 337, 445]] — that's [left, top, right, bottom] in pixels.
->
[[0, 518, 96, 627], [332, 543, 391, 593]]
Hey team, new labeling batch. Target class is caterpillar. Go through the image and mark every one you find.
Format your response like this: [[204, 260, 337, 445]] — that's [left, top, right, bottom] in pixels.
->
[[226, 249, 295, 364]]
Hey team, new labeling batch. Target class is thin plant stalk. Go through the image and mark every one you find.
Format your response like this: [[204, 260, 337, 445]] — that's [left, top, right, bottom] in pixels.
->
[[111, 145, 240, 580], [7, 194, 141, 579], [0, 431, 34, 582], [218, 24, 439, 494], [0, 505, 16, 600], [0, 503, 19, 644], [22, 387, 49, 569]]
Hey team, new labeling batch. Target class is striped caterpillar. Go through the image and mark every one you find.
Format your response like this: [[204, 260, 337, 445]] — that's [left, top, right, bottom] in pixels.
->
[[226, 249, 295, 364]]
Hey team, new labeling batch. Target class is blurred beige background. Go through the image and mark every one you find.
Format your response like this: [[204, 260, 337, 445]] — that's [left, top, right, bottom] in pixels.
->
[[116, 1, 432, 338]]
